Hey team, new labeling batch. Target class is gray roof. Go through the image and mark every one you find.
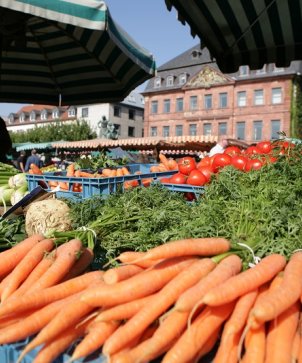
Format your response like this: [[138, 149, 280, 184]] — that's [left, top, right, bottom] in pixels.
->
[[143, 44, 302, 94], [120, 91, 144, 109]]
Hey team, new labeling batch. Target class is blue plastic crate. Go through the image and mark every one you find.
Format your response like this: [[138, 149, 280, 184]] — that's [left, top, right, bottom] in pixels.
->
[[26, 168, 177, 200], [160, 183, 205, 198]]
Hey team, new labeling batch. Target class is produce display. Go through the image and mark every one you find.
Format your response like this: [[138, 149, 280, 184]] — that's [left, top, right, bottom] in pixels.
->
[[0, 138, 301, 362]]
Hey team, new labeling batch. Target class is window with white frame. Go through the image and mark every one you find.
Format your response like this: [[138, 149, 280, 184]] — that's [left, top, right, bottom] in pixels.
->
[[19, 113, 25, 123], [218, 122, 227, 136], [204, 94, 212, 109], [166, 76, 174, 87], [30, 111, 36, 122], [239, 65, 249, 76], [272, 87, 282, 104], [175, 125, 183, 136], [163, 99, 171, 113], [151, 101, 158, 114], [179, 73, 187, 85], [237, 91, 247, 107], [176, 98, 183, 112], [154, 77, 161, 88], [52, 109, 59, 119], [189, 124, 197, 136], [151, 126, 157, 137], [8, 115, 14, 124], [236, 122, 245, 140], [190, 96, 198, 110], [219, 93, 228, 108], [254, 89, 264, 105], [271, 120, 281, 139], [81, 107, 89, 118], [68, 107, 76, 117], [41, 110, 48, 120], [203, 123, 212, 135], [163, 126, 170, 137], [253, 120, 263, 141]]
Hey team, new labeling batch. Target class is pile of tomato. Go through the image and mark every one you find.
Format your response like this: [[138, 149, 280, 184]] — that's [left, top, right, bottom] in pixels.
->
[[160, 140, 294, 189]]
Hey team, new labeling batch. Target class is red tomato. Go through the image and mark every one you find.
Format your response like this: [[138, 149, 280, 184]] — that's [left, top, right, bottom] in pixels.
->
[[245, 158, 263, 172], [196, 156, 212, 168], [212, 153, 232, 172], [160, 177, 171, 183], [178, 157, 197, 176], [257, 141, 273, 154], [224, 146, 241, 156], [169, 172, 187, 184], [186, 169, 207, 186], [197, 165, 214, 183], [244, 146, 261, 155], [184, 192, 196, 202], [231, 155, 248, 171]]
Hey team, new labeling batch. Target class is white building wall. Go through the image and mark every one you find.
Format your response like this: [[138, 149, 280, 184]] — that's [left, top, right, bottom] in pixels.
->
[[77, 104, 110, 137]]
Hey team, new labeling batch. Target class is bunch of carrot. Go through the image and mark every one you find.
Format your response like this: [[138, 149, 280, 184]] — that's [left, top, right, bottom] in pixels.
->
[[1, 235, 301, 362]]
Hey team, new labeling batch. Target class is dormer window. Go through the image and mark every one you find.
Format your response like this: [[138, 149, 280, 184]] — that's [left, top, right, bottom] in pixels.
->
[[179, 73, 187, 85], [19, 113, 26, 123], [52, 108, 59, 119], [127, 94, 136, 103], [30, 111, 36, 122], [8, 114, 14, 124], [68, 107, 76, 117], [191, 49, 202, 59], [41, 110, 48, 120], [166, 75, 174, 87], [239, 65, 249, 76], [154, 77, 161, 88]]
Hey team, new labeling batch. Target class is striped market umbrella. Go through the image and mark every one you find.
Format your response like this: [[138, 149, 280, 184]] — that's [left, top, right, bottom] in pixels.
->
[[0, 0, 156, 105], [165, 0, 302, 73]]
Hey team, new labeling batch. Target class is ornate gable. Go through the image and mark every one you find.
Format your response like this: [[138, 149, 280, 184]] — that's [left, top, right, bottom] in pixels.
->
[[185, 66, 231, 89]]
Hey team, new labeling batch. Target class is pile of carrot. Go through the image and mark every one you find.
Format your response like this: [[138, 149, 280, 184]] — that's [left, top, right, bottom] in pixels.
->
[[1, 235, 301, 362]]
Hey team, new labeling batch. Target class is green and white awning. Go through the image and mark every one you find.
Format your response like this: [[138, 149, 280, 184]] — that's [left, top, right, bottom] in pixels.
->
[[165, 0, 302, 73], [0, 0, 156, 105]]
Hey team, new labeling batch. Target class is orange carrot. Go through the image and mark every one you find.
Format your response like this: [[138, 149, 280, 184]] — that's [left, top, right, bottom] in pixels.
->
[[103, 264, 144, 285], [129, 237, 231, 264], [125, 310, 190, 363], [70, 320, 120, 362], [149, 165, 160, 172], [0, 234, 44, 278], [194, 327, 220, 362], [249, 251, 302, 328], [62, 247, 94, 281], [27, 239, 83, 292], [0, 270, 103, 318], [292, 323, 301, 363], [265, 301, 300, 363], [22, 298, 97, 357], [0, 293, 78, 345], [79, 171, 96, 178], [33, 321, 88, 363], [81, 257, 195, 307], [159, 154, 170, 170], [203, 254, 286, 306], [116, 168, 124, 177], [48, 181, 58, 188], [66, 163, 75, 177], [102, 258, 217, 356], [30, 163, 43, 175], [4, 251, 54, 300], [175, 254, 242, 312], [162, 302, 236, 363], [213, 289, 258, 363], [241, 324, 266, 363], [1, 238, 55, 302], [121, 167, 130, 175], [95, 294, 156, 322], [115, 251, 161, 268]]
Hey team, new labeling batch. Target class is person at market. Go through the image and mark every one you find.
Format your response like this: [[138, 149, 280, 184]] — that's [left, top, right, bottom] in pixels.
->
[[25, 149, 42, 171], [209, 138, 228, 157], [0, 117, 12, 164], [16, 150, 27, 172]]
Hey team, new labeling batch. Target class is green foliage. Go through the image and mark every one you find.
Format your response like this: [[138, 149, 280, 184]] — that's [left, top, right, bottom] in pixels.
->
[[9, 120, 97, 143], [291, 77, 302, 139]]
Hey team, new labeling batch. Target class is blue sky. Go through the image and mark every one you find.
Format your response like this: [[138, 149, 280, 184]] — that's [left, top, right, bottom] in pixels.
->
[[0, 0, 198, 117]]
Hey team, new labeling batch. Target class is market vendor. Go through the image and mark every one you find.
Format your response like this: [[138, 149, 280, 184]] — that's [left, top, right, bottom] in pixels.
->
[[209, 138, 228, 157]]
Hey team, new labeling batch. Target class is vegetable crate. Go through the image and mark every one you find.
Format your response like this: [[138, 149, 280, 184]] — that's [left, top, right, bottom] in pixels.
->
[[26, 169, 177, 200], [160, 183, 205, 198]]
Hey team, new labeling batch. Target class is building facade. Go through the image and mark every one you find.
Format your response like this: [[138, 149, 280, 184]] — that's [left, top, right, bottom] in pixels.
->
[[143, 46, 302, 143], [6, 91, 145, 139]]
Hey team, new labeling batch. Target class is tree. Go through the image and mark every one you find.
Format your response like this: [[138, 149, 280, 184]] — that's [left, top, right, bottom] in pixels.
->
[[10, 120, 97, 143]]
